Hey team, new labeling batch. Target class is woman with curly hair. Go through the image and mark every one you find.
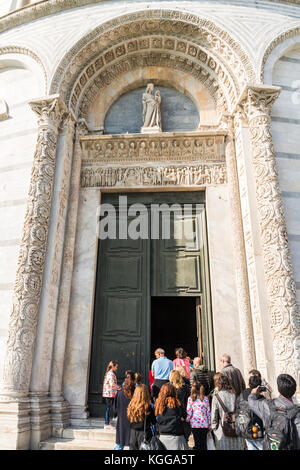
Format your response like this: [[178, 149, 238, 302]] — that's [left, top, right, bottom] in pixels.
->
[[113, 371, 135, 450], [127, 384, 156, 450], [155, 382, 188, 450], [173, 348, 190, 379]]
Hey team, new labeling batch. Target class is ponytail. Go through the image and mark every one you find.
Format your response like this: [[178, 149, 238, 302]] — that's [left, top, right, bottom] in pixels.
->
[[105, 360, 118, 375]]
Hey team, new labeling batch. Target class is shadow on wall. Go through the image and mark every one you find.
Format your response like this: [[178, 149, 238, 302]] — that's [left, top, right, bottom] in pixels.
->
[[104, 86, 200, 134]]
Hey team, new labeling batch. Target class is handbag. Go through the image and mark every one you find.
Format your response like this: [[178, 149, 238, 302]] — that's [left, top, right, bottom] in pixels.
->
[[215, 394, 237, 438], [139, 416, 166, 450]]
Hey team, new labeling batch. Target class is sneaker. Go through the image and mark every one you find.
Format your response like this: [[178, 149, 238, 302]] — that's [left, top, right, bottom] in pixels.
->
[[104, 424, 113, 430]]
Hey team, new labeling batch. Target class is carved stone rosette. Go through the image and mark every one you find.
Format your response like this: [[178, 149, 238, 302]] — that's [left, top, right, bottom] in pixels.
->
[[1, 96, 67, 395], [241, 85, 300, 378]]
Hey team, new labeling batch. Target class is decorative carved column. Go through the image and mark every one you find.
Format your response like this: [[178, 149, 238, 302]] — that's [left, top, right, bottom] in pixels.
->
[[221, 115, 256, 375], [1, 96, 67, 398], [49, 119, 88, 431], [240, 85, 300, 379]]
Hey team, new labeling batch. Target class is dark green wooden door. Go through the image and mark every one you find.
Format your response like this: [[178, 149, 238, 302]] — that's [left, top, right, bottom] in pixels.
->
[[88, 192, 213, 416], [88, 195, 150, 416]]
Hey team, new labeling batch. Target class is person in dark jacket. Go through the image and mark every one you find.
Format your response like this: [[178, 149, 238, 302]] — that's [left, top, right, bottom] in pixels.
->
[[248, 374, 300, 450], [220, 353, 246, 396], [114, 371, 135, 450], [127, 384, 156, 450], [190, 357, 214, 396], [155, 382, 188, 450], [237, 374, 266, 450]]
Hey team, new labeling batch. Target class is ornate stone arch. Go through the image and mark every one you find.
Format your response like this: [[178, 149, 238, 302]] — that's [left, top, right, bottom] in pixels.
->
[[260, 26, 300, 82], [0, 45, 47, 93], [49, 9, 256, 118]]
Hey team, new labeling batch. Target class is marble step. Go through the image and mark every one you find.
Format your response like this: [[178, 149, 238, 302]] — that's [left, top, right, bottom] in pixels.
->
[[62, 427, 116, 441], [39, 437, 115, 451]]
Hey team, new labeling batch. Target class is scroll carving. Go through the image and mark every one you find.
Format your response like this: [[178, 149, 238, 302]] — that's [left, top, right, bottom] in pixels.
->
[[2, 96, 67, 393], [241, 85, 300, 378]]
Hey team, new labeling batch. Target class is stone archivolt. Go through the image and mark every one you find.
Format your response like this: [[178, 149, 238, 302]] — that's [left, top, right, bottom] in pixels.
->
[[71, 36, 235, 119], [260, 25, 300, 81], [0, 45, 48, 92], [50, 10, 255, 115]]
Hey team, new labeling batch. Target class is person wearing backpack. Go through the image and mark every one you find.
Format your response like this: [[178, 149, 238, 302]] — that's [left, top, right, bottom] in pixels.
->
[[248, 374, 300, 450], [211, 374, 244, 450], [236, 374, 266, 450]]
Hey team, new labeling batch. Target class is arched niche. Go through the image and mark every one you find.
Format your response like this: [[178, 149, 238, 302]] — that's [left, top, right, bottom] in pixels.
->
[[103, 85, 200, 134], [88, 69, 218, 132]]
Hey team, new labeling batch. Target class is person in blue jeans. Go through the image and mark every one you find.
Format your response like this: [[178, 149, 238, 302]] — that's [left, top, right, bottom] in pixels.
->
[[151, 348, 173, 400]]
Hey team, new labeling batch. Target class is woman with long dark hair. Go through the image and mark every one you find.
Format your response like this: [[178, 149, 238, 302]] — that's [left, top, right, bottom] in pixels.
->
[[211, 374, 244, 450], [127, 384, 156, 450], [114, 371, 135, 450], [155, 382, 188, 450]]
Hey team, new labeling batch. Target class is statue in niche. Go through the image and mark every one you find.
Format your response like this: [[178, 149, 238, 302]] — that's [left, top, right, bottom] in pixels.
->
[[141, 83, 162, 133]]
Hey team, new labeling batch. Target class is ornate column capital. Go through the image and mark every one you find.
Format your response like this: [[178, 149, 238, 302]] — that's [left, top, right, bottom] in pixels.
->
[[238, 84, 281, 121], [29, 95, 68, 132]]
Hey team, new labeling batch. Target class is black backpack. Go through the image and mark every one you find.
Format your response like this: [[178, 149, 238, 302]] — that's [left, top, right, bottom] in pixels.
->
[[263, 400, 300, 450], [235, 396, 258, 439]]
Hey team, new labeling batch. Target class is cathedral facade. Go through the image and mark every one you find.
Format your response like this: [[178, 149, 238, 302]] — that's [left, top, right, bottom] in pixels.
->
[[0, 0, 300, 449]]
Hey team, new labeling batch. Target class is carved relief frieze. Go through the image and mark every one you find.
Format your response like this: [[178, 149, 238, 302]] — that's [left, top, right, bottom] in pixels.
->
[[81, 133, 226, 164], [81, 162, 227, 189]]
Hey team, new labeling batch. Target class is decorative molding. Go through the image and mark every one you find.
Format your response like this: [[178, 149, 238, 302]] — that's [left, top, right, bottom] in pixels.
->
[[1, 1, 300, 36], [81, 162, 227, 189], [240, 85, 300, 378], [1, 95, 68, 394], [50, 10, 255, 111], [260, 26, 300, 81], [68, 36, 237, 118], [0, 45, 47, 92], [81, 132, 226, 165]]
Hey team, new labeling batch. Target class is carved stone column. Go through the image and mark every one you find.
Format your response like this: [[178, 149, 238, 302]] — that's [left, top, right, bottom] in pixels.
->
[[0, 96, 66, 449], [49, 119, 88, 433], [240, 85, 300, 379], [221, 115, 256, 375]]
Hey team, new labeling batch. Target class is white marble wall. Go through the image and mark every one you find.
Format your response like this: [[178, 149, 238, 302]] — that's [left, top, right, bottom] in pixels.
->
[[206, 185, 244, 374]]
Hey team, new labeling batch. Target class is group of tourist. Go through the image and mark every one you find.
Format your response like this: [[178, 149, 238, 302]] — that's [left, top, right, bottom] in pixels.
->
[[102, 348, 300, 451]]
